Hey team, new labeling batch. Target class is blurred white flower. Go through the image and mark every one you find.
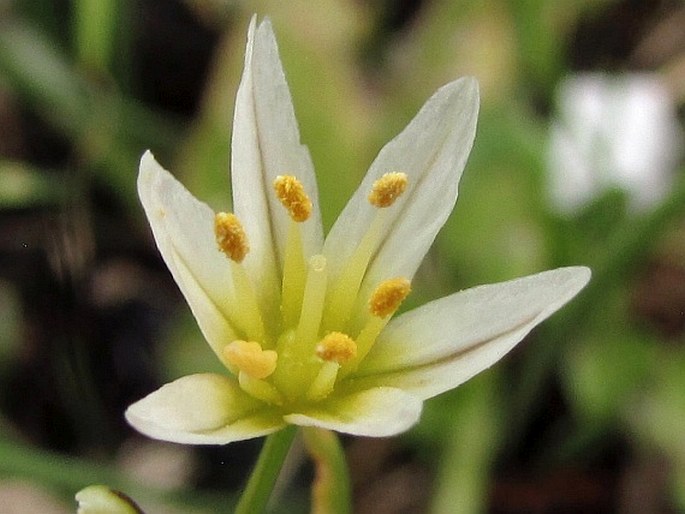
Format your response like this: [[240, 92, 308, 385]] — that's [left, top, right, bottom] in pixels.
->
[[548, 73, 682, 212]]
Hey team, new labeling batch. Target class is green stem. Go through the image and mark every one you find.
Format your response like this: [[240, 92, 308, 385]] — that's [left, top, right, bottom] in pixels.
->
[[302, 427, 351, 514], [235, 426, 298, 514]]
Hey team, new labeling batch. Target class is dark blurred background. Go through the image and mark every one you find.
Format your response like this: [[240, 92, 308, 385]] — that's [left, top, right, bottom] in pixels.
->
[[0, 0, 684, 512]]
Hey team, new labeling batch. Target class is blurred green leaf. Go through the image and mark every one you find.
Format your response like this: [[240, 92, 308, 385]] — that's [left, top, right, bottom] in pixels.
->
[[430, 375, 500, 514], [0, 280, 21, 371], [627, 351, 685, 510], [0, 161, 65, 207], [563, 328, 655, 424], [0, 22, 90, 134], [74, 0, 119, 73], [163, 309, 227, 381], [510, 0, 618, 93], [0, 20, 182, 208], [439, 103, 549, 285], [0, 437, 232, 512]]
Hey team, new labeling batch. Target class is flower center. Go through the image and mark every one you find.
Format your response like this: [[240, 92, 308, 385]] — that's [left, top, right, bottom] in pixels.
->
[[214, 173, 411, 408]]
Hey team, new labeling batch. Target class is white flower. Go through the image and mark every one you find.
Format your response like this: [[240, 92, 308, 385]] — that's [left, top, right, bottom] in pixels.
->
[[126, 18, 590, 444], [548, 73, 682, 212]]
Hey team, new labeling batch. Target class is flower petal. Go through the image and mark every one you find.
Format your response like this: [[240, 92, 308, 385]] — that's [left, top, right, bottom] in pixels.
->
[[353, 266, 591, 400], [323, 77, 479, 292], [284, 386, 422, 437], [75, 485, 142, 514], [125, 373, 285, 445], [232, 18, 323, 294], [138, 152, 237, 357]]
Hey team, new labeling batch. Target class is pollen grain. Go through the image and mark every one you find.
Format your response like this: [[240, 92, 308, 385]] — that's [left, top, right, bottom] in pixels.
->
[[369, 277, 411, 317], [215, 212, 249, 262], [316, 332, 357, 364], [223, 340, 277, 379], [368, 172, 408, 208], [274, 175, 312, 222]]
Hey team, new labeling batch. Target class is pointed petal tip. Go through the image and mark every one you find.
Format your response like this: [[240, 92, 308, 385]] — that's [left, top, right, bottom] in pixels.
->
[[460, 75, 480, 94], [574, 264, 592, 281], [137, 149, 163, 182], [256, 15, 272, 29], [137, 150, 159, 198], [253, 15, 276, 43], [554, 265, 592, 296], [137, 150, 174, 206], [138, 149, 154, 172], [442, 75, 480, 104], [247, 14, 258, 39]]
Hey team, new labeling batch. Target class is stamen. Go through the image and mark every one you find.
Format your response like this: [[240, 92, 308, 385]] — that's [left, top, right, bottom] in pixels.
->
[[316, 332, 357, 364], [238, 372, 284, 406], [321, 218, 380, 330], [230, 263, 266, 342], [223, 340, 277, 379], [214, 212, 265, 340], [274, 175, 312, 222], [306, 361, 339, 402], [273, 255, 328, 400], [323, 175, 410, 330], [215, 212, 249, 262], [295, 255, 328, 347], [281, 220, 306, 328], [369, 277, 412, 317], [339, 278, 411, 379], [368, 172, 408, 208]]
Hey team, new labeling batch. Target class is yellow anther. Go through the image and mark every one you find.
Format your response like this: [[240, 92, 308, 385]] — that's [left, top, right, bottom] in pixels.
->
[[223, 340, 277, 379], [215, 212, 249, 262], [274, 175, 312, 222], [316, 332, 357, 364], [369, 277, 411, 317], [368, 172, 408, 208]]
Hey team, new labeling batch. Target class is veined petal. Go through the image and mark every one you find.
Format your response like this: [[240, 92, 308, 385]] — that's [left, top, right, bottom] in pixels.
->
[[138, 152, 237, 357], [353, 267, 591, 400], [284, 386, 422, 437], [125, 374, 285, 445], [323, 77, 479, 292], [232, 18, 323, 293]]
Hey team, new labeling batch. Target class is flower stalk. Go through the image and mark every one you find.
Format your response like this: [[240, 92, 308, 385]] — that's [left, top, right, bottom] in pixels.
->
[[302, 427, 352, 514], [235, 425, 298, 514]]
